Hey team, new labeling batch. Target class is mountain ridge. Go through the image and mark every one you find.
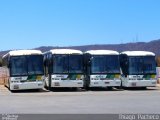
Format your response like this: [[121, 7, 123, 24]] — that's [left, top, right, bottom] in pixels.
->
[[0, 39, 160, 57]]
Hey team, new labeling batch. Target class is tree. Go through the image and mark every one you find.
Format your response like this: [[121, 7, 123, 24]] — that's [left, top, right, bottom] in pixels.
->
[[0, 57, 2, 67], [156, 56, 160, 67]]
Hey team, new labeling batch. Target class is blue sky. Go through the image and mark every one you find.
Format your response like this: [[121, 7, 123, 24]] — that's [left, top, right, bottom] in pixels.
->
[[0, 0, 160, 50]]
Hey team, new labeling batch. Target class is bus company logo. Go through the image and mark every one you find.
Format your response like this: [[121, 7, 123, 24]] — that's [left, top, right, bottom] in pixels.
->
[[130, 75, 143, 79], [56, 75, 68, 78], [15, 77, 22, 80], [92, 75, 107, 79], [2, 114, 18, 120], [95, 75, 106, 79]]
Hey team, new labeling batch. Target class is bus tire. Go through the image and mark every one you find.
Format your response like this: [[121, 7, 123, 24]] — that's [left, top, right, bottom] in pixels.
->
[[107, 87, 113, 90], [8, 81, 11, 90], [71, 87, 77, 91], [45, 85, 50, 90], [83, 84, 89, 91], [141, 87, 147, 90], [115, 86, 123, 90]]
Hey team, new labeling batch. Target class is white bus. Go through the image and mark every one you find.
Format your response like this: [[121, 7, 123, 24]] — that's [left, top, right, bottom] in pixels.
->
[[2, 50, 44, 91], [44, 49, 84, 89], [84, 50, 121, 89], [120, 51, 157, 88]]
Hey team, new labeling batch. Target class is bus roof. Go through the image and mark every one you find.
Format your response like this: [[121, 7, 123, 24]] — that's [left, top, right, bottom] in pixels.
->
[[85, 50, 119, 55], [48, 49, 83, 55], [120, 51, 155, 56], [3, 50, 42, 58]]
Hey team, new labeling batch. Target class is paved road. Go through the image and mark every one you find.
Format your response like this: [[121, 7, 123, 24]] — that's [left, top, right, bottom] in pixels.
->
[[0, 85, 160, 114]]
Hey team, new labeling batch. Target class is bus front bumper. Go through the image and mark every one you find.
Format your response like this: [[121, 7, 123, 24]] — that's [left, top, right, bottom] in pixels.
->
[[10, 81, 44, 90], [122, 80, 157, 87], [89, 80, 121, 87], [51, 80, 83, 88]]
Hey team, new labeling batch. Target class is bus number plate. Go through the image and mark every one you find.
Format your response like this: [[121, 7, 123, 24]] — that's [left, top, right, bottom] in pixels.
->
[[55, 82, 60, 86], [132, 83, 136, 87], [105, 82, 110, 84]]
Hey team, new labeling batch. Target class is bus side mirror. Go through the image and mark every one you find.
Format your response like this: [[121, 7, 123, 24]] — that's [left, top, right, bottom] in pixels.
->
[[88, 61, 91, 66], [125, 61, 128, 66], [50, 59, 53, 65], [8, 63, 10, 68]]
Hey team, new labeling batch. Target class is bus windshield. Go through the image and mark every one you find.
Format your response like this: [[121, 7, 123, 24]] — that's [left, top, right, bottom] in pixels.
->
[[91, 55, 120, 74], [53, 55, 83, 74], [53, 55, 68, 73], [10, 56, 27, 76], [27, 55, 44, 75], [143, 56, 156, 74], [10, 55, 44, 76], [69, 55, 83, 73], [129, 56, 156, 75]]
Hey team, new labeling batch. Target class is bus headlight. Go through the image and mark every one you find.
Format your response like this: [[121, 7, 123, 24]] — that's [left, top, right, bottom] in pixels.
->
[[77, 82, 82, 84], [152, 82, 156, 84], [13, 85, 19, 89], [38, 83, 43, 86]]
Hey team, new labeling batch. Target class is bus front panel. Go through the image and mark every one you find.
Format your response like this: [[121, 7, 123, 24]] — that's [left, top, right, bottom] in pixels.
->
[[121, 56, 157, 87], [87, 55, 121, 87]]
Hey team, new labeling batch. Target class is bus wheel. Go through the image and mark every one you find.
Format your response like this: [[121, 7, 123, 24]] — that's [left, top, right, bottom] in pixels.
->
[[115, 86, 123, 90], [8, 85, 14, 92], [8, 81, 11, 90], [71, 87, 77, 91], [44, 82, 50, 91], [115, 82, 124, 90], [83, 85, 89, 91], [107, 87, 113, 90], [45, 86, 50, 91], [141, 87, 147, 90]]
